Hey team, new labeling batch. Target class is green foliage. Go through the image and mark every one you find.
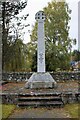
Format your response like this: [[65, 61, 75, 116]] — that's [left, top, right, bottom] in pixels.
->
[[1, 1, 28, 72], [4, 39, 28, 72], [29, 0, 72, 71], [26, 42, 37, 72], [72, 50, 80, 61]]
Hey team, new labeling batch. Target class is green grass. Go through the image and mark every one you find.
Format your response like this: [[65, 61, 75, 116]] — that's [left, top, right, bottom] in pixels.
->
[[64, 103, 80, 118], [1, 104, 16, 119], [0, 104, 2, 120]]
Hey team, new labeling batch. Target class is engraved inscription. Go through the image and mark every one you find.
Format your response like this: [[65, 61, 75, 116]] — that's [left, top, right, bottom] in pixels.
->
[[39, 53, 44, 63]]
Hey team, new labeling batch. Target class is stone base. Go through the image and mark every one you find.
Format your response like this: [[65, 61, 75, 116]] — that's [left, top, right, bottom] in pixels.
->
[[25, 72, 57, 89]]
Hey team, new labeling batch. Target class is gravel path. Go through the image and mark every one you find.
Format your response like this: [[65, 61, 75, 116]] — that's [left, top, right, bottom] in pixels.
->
[[1, 81, 79, 94]]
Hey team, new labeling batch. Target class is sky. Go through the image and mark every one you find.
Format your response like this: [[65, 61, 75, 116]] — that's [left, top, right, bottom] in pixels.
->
[[21, 0, 80, 50]]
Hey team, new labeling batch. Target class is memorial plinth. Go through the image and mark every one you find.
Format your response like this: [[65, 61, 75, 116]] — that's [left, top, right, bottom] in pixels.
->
[[25, 11, 57, 89], [25, 72, 57, 89]]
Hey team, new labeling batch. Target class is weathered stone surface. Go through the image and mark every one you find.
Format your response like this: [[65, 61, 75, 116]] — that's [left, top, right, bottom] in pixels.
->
[[25, 72, 57, 89]]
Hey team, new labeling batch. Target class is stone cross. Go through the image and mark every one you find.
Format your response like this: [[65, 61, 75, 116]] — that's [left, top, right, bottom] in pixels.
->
[[35, 11, 46, 72], [25, 11, 57, 89]]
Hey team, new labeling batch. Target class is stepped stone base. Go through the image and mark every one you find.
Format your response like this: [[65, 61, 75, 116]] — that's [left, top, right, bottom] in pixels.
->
[[25, 72, 57, 89]]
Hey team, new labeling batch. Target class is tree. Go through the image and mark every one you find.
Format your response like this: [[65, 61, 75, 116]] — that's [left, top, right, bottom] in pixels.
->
[[29, 0, 72, 71], [1, 0, 28, 71], [4, 39, 29, 72], [72, 50, 80, 62], [26, 42, 37, 72]]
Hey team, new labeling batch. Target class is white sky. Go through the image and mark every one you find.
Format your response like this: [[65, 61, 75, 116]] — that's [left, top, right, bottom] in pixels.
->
[[21, 0, 80, 50]]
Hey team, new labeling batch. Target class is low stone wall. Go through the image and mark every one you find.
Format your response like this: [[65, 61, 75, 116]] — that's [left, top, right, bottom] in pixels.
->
[[1, 93, 18, 104], [2, 71, 80, 81], [50, 71, 80, 81], [2, 72, 32, 81], [62, 92, 80, 104]]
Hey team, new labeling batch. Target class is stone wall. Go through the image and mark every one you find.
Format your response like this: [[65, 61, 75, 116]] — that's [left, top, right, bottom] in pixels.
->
[[1, 93, 18, 104], [2, 71, 80, 81], [50, 71, 80, 81]]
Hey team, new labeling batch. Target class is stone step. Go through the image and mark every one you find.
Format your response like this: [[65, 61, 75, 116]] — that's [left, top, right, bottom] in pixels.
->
[[17, 101, 64, 108], [18, 92, 62, 97], [18, 96, 62, 101], [17, 92, 64, 108]]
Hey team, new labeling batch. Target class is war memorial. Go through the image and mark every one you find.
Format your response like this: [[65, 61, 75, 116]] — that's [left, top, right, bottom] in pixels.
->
[[1, 10, 79, 108], [0, 4, 80, 118]]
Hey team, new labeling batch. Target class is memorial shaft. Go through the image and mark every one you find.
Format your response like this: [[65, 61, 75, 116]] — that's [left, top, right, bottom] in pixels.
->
[[37, 20, 45, 72]]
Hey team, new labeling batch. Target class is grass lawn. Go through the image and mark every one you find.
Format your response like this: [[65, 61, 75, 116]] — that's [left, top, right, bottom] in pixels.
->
[[0, 104, 2, 120], [1, 104, 16, 119], [64, 103, 80, 118]]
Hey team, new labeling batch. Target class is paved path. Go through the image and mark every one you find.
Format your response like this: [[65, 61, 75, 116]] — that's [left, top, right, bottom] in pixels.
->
[[9, 107, 71, 118]]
